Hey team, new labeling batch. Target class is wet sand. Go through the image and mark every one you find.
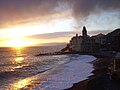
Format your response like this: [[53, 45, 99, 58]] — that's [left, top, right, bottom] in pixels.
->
[[66, 57, 120, 90]]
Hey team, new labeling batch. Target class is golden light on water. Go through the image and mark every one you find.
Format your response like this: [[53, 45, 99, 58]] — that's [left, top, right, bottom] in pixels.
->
[[11, 77, 46, 90], [12, 78, 32, 90], [12, 48, 27, 70], [8, 47, 46, 90], [16, 49, 21, 56], [15, 57, 24, 63], [14, 48, 25, 63]]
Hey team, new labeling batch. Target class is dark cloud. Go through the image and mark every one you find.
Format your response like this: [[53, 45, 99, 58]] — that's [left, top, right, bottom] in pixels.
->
[[0, 0, 60, 27], [0, 0, 120, 27], [0, 0, 58, 15], [69, 0, 120, 19]]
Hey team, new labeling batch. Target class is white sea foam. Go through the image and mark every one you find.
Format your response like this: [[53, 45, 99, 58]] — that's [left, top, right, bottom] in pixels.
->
[[35, 55, 96, 90]]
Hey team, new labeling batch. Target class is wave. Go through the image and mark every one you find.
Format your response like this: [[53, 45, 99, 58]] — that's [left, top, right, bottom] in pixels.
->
[[35, 55, 96, 90], [1, 54, 96, 90]]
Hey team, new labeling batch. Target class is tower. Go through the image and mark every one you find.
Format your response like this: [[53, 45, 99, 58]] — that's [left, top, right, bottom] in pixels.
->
[[82, 26, 87, 37]]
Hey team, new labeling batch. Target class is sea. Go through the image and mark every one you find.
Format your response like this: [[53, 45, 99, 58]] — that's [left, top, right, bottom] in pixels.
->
[[0, 46, 96, 90]]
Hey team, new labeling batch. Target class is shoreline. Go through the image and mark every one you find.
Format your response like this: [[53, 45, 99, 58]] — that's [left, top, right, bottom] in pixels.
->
[[35, 51, 116, 58], [65, 57, 120, 90], [35, 51, 120, 90]]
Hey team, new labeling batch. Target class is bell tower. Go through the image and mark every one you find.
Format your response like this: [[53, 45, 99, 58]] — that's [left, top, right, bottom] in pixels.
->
[[82, 26, 87, 37]]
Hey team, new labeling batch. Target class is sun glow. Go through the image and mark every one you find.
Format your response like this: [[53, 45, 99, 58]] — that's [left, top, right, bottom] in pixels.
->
[[5, 38, 32, 48], [0, 19, 73, 47]]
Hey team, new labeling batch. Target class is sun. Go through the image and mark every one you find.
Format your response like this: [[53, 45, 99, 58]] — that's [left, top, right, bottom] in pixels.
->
[[6, 38, 31, 48]]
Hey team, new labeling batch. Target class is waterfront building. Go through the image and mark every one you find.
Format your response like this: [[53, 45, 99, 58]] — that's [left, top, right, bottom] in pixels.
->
[[91, 33, 106, 51], [106, 28, 120, 51], [62, 27, 120, 53], [69, 34, 83, 52], [69, 26, 98, 52]]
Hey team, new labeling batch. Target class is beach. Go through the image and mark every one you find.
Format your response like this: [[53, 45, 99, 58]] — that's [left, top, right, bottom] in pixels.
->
[[66, 57, 120, 90]]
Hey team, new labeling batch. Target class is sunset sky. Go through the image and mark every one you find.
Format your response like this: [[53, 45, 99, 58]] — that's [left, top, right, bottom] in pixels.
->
[[0, 0, 120, 47]]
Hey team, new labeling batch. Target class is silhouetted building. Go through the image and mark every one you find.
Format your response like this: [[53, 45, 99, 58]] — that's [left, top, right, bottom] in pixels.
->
[[91, 33, 106, 51], [63, 27, 120, 53], [106, 28, 120, 51], [117, 34, 120, 51], [69, 26, 98, 52], [69, 34, 83, 52], [82, 26, 87, 38]]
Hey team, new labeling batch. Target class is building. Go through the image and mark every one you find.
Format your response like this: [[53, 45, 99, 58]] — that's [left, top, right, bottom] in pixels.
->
[[117, 33, 120, 51], [69, 26, 98, 53], [69, 34, 83, 52], [111, 53, 120, 80], [106, 28, 120, 51], [62, 27, 120, 53], [91, 33, 106, 51]]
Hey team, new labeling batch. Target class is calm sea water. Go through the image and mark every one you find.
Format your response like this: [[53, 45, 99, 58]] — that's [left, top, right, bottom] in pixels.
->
[[0, 46, 96, 90]]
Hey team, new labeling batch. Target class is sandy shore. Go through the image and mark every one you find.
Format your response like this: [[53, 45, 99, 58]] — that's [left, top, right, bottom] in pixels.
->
[[65, 57, 120, 90]]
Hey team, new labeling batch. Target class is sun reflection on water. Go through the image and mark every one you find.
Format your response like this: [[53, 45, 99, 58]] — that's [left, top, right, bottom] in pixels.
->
[[7, 47, 47, 90], [12, 48, 27, 70], [15, 57, 24, 63], [16, 50, 21, 56], [10, 77, 46, 90], [12, 78, 32, 90], [15, 47, 23, 56], [14, 48, 24, 63]]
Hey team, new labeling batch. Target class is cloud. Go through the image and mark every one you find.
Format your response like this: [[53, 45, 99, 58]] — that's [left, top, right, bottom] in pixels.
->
[[26, 32, 75, 39], [0, 0, 60, 28], [0, 0, 120, 28], [0, 0, 120, 19], [69, 0, 120, 19], [25, 29, 113, 40]]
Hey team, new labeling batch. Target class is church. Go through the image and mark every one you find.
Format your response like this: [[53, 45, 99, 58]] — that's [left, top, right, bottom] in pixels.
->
[[69, 26, 98, 52]]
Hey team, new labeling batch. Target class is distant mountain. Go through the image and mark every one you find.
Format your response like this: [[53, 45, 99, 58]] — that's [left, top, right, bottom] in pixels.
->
[[38, 42, 67, 46]]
